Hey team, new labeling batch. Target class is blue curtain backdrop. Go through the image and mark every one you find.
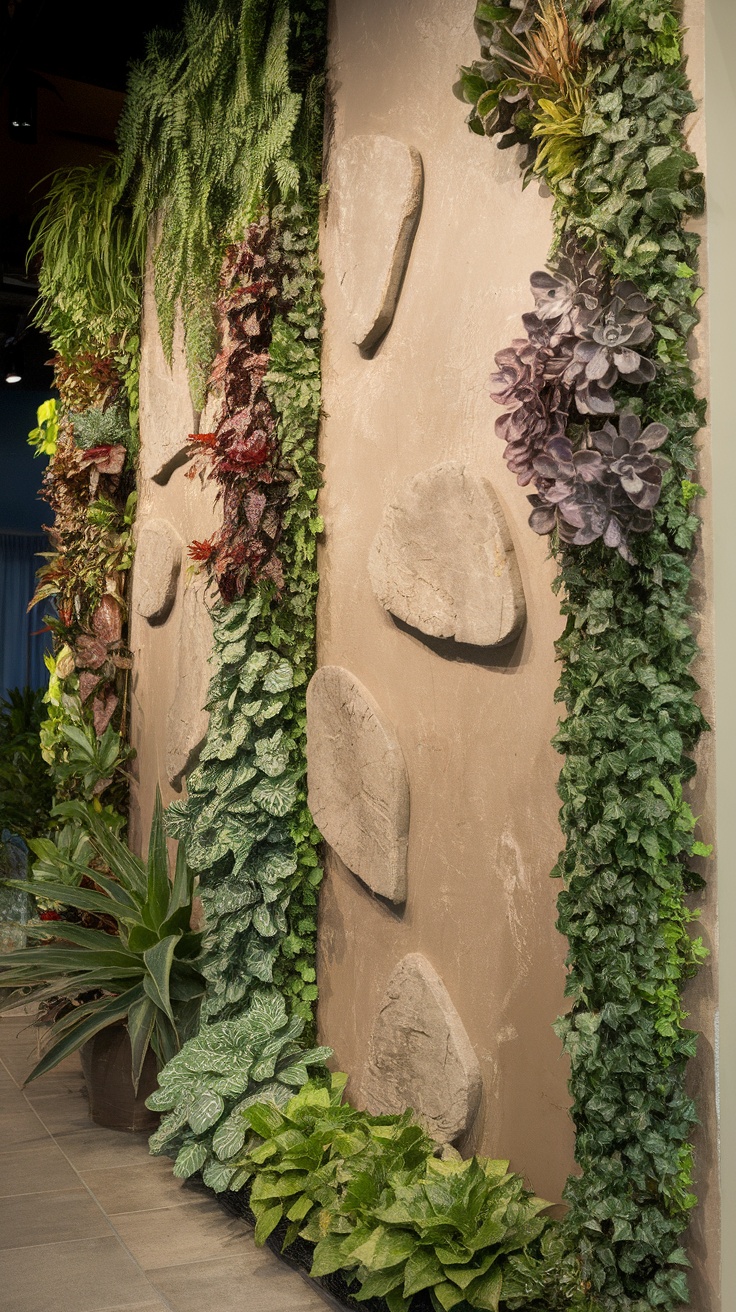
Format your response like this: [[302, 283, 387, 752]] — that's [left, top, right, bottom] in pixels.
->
[[0, 532, 51, 700]]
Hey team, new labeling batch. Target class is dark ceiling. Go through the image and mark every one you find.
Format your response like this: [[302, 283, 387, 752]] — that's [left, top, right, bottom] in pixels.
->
[[1, 0, 185, 389], [2, 0, 186, 93]]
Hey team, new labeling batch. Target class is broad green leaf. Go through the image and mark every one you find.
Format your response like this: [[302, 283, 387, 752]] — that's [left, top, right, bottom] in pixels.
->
[[173, 1140, 208, 1179], [465, 1268, 503, 1312], [188, 1090, 226, 1135], [127, 994, 157, 1094], [143, 935, 179, 1022], [254, 1203, 283, 1245]]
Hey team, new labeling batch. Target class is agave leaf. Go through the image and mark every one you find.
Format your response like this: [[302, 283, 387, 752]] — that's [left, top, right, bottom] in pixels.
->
[[3, 878, 143, 926], [144, 787, 171, 931], [24, 984, 146, 1084], [142, 934, 179, 1022], [127, 993, 157, 1094]]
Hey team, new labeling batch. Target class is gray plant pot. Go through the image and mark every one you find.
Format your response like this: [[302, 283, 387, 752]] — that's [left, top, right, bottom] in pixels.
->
[[80, 1021, 159, 1132]]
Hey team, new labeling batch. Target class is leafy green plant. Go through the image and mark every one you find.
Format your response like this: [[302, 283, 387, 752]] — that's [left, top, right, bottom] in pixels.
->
[[28, 399, 60, 458], [29, 156, 144, 377], [146, 988, 330, 1184], [0, 791, 205, 1088], [207, 1077, 554, 1312], [54, 716, 134, 800], [0, 688, 54, 843]]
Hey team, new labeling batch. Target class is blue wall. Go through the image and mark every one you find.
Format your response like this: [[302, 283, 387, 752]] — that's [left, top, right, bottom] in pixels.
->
[[0, 390, 51, 533], [0, 390, 53, 696]]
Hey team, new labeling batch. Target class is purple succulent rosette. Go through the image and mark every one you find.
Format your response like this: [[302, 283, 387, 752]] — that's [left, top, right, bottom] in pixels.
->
[[563, 280, 657, 415], [528, 413, 669, 562], [489, 236, 666, 562]]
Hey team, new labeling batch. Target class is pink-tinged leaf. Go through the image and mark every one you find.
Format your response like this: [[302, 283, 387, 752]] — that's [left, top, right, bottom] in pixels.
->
[[80, 444, 126, 475], [93, 690, 118, 736], [79, 671, 102, 703], [75, 635, 109, 670], [92, 594, 122, 643]]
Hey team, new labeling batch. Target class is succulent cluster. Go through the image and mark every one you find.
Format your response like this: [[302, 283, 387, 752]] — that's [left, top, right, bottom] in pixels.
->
[[489, 239, 667, 561]]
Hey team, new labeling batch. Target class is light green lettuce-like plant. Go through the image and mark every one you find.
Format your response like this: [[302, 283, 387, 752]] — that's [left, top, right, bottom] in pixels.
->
[[146, 988, 331, 1185], [209, 1077, 554, 1312]]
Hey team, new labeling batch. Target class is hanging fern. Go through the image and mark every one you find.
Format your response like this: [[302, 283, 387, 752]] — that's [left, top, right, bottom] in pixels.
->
[[116, 0, 326, 405]]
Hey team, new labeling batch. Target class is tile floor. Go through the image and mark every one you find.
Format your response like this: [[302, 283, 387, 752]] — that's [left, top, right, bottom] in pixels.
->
[[0, 1015, 330, 1312]]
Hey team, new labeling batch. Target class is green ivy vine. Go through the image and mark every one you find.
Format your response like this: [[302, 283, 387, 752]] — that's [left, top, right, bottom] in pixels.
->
[[460, 1, 709, 1308]]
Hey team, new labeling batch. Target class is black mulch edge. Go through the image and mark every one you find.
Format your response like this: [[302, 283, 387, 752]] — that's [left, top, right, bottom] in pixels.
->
[[208, 1177, 434, 1312]]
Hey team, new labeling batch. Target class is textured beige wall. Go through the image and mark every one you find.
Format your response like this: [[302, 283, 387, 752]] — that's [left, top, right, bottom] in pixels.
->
[[128, 254, 220, 856], [314, 0, 719, 1293], [315, 0, 574, 1205], [126, 0, 719, 1295]]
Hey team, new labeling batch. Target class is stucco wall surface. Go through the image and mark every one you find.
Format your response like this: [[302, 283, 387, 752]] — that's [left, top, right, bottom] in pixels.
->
[[314, 3, 718, 1296], [315, 0, 574, 1204], [128, 254, 221, 855]]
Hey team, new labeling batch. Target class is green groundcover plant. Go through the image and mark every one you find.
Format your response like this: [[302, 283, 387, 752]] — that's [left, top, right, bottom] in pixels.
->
[[0, 792, 205, 1088], [186, 1075, 573, 1312]]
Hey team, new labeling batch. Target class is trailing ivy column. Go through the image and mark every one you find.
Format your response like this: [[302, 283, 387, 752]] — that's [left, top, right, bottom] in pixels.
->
[[459, 2, 709, 1307]]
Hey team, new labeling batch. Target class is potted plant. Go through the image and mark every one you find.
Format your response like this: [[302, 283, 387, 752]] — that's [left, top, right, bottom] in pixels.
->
[[0, 790, 206, 1130]]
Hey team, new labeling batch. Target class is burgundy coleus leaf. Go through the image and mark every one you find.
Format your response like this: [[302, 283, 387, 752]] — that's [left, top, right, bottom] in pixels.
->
[[92, 594, 122, 644], [79, 671, 102, 703], [74, 635, 109, 670], [80, 444, 126, 475], [93, 689, 118, 736]]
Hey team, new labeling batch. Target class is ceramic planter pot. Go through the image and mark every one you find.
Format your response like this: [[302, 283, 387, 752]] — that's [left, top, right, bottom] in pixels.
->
[[80, 1021, 159, 1132]]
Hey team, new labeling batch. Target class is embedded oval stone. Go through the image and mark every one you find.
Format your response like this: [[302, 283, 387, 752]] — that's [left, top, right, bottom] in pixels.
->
[[368, 462, 526, 646], [306, 666, 409, 902], [134, 518, 183, 625], [331, 134, 423, 350], [360, 953, 482, 1143]]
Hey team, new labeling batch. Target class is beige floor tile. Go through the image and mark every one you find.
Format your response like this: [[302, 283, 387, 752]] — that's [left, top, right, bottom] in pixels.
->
[[112, 1198, 248, 1269], [25, 1087, 93, 1135], [55, 1126, 153, 1173], [84, 1159, 193, 1215], [148, 1250, 329, 1312], [0, 1234, 158, 1311], [0, 1187, 113, 1248], [0, 1139, 80, 1196], [0, 1106, 47, 1148]]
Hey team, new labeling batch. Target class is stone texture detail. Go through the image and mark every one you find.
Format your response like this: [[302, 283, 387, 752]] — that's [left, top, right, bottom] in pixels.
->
[[165, 581, 212, 790], [368, 462, 526, 646], [306, 666, 409, 902], [360, 953, 482, 1143], [134, 518, 183, 625], [331, 135, 423, 350]]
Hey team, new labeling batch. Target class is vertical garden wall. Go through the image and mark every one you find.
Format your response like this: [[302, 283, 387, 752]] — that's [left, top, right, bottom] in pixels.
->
[[23, 0, 720, 1308]]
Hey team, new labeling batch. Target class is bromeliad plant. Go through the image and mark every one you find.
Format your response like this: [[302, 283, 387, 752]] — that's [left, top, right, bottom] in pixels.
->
[[0, 792, 205, 1089]]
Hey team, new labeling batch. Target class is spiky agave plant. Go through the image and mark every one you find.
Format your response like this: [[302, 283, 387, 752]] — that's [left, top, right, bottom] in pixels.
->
[[0, 790, 205, 1091]]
